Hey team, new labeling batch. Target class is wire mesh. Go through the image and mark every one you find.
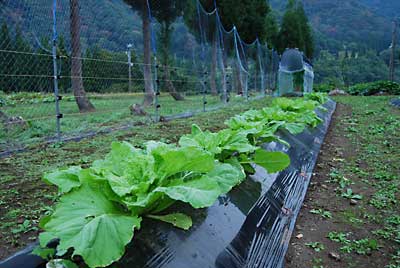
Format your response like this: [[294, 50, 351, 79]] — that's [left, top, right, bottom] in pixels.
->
[[0, 0, 280, 154]]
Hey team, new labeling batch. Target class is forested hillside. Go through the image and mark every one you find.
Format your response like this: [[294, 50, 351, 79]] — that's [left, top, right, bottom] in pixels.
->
[[1, 0, 400, 86], [269, 0, 400, 85], [0, 0, 142, 51], [2, 0, 398, 55], [269, 0, 395, 54], [359, 0, 400, 18]]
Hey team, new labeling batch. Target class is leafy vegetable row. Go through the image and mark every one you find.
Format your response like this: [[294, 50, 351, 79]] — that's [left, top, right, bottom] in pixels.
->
[[36, 94, 328, 268]]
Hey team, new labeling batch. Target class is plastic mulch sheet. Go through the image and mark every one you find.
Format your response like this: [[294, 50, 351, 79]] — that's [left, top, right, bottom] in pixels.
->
[[0, 100, 336, 268], [391, 98, 400, 108]]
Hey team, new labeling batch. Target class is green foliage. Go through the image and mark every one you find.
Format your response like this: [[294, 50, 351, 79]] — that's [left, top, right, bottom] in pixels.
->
[[315, 80, 400, 96], [327, 231, 378, 255], [314, 50, 391, 87], [341, 188, 363, 200], [347, 81, 400, 96], [305, 242, 325, 252], [277, 0, 314, 58], [0, 24, 140, 94], [217, 0, 273, 43], [226, 98, 323, 140], [253, 150, 291, 173], [310, 208, 332, 219], [327, 231, 350, 243], [270, 0, 393, 55], [264, 12, 279, 48], [43, 166, 82, 194], [313, 84, 334, 93], [0, 91, 76, 106], [147, 213, 192, 230], [36, 97, 327, 267], [11, 219, 38, 234], [304, 92, 329, 105], [31, 246, 56, 261], [340, 238, 379, 255]]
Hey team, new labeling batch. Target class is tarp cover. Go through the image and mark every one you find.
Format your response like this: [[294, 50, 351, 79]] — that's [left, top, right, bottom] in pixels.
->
[[391, 98, 400, 108], [279, 49, 304, 74], [0, 100, 336, 268]]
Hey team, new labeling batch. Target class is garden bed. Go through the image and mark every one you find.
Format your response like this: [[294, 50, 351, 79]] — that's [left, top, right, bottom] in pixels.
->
[[0, 99, 336, 268]]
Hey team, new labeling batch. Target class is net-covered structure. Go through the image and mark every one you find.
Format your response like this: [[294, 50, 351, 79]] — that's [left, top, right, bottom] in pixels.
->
[[278, 48, 314, 95], [0, 0, 284, 154]]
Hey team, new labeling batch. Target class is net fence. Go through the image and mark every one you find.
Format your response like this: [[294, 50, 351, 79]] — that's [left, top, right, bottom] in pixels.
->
[[0, 0, 280, 154]]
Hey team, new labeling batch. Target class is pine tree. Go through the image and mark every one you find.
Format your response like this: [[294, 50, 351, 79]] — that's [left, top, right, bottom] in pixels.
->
[[35, 36, 53, 92], [277, 0, 314, 59], [296, 2, 314, 58], [265, 12, 279, 49], [217, 0, 275, 94], [152, 0, 186, 101], [0, 22, 13, 93], [183, 0, 219, 95], [217, 0, 272, 43], [13, 26, 33, 92]]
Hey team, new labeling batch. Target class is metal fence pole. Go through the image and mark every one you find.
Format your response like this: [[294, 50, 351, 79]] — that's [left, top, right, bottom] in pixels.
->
[[127, 43, 133, 92], [202, 70, 207, 112], [244, 73, 249, 101], [52, 0, 61, 142], [154, 56, 160, 122]]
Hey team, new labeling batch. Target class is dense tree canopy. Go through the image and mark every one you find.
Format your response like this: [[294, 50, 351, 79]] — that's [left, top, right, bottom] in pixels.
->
[[216, 0, 273, 44], [276, 0, 314, 59]]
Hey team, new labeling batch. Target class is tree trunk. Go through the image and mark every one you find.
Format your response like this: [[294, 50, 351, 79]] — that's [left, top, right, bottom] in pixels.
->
[[234, 61, 243, 95], [163, 64, 184, 101], [210, 36, 218, 95], [70, 0, 95, 112], [160, 22, 184, 101], [142, 3, 154, 106]]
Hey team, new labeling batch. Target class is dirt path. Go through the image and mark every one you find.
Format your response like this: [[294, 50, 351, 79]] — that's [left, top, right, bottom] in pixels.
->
[[285, 97, 400, 268]]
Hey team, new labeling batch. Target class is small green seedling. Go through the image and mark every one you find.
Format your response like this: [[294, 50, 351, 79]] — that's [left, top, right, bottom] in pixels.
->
[[305, 242, 325, 252], [341, 188, 363, 200], [310, 208, 332, 219]]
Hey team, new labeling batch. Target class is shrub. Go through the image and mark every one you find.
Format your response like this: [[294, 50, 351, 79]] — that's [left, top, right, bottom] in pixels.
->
[[314, 84, 335, 93], [347, 81, 400, 96]]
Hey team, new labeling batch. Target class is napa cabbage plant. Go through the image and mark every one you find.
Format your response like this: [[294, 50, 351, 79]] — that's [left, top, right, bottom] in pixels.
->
[[36, 96, 327, 267]]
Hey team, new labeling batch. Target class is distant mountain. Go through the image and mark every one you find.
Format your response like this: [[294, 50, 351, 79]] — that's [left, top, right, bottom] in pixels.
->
[[0, 0, 142, 52], [0, 0, 197, 58], [269, 0, 400, 55], [2, 0, 400, 59], [359, 0, 400, 18]]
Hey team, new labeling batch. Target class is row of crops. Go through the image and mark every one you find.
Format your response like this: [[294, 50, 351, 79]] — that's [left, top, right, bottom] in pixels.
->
[[34, 93, 329, 268]]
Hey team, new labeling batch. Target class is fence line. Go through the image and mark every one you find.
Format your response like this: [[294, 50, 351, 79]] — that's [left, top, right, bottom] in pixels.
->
[[0, 0, 280, 155]]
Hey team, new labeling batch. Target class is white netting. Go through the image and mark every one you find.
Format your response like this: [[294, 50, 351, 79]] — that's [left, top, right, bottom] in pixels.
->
[[0, 0, 287, 153]]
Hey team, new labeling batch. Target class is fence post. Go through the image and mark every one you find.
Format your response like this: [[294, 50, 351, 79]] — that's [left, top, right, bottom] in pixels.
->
[[52, 0, 61, 142], [202, 70, 207, 112], [244, 73, 249, 101], [154, 56, 160, 122], [127, 43, 133, 92]]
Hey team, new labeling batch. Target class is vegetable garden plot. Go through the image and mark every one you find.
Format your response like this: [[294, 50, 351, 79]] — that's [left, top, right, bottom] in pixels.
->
[[117, 100, 336, 268], [0, 95, 334, 267]]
